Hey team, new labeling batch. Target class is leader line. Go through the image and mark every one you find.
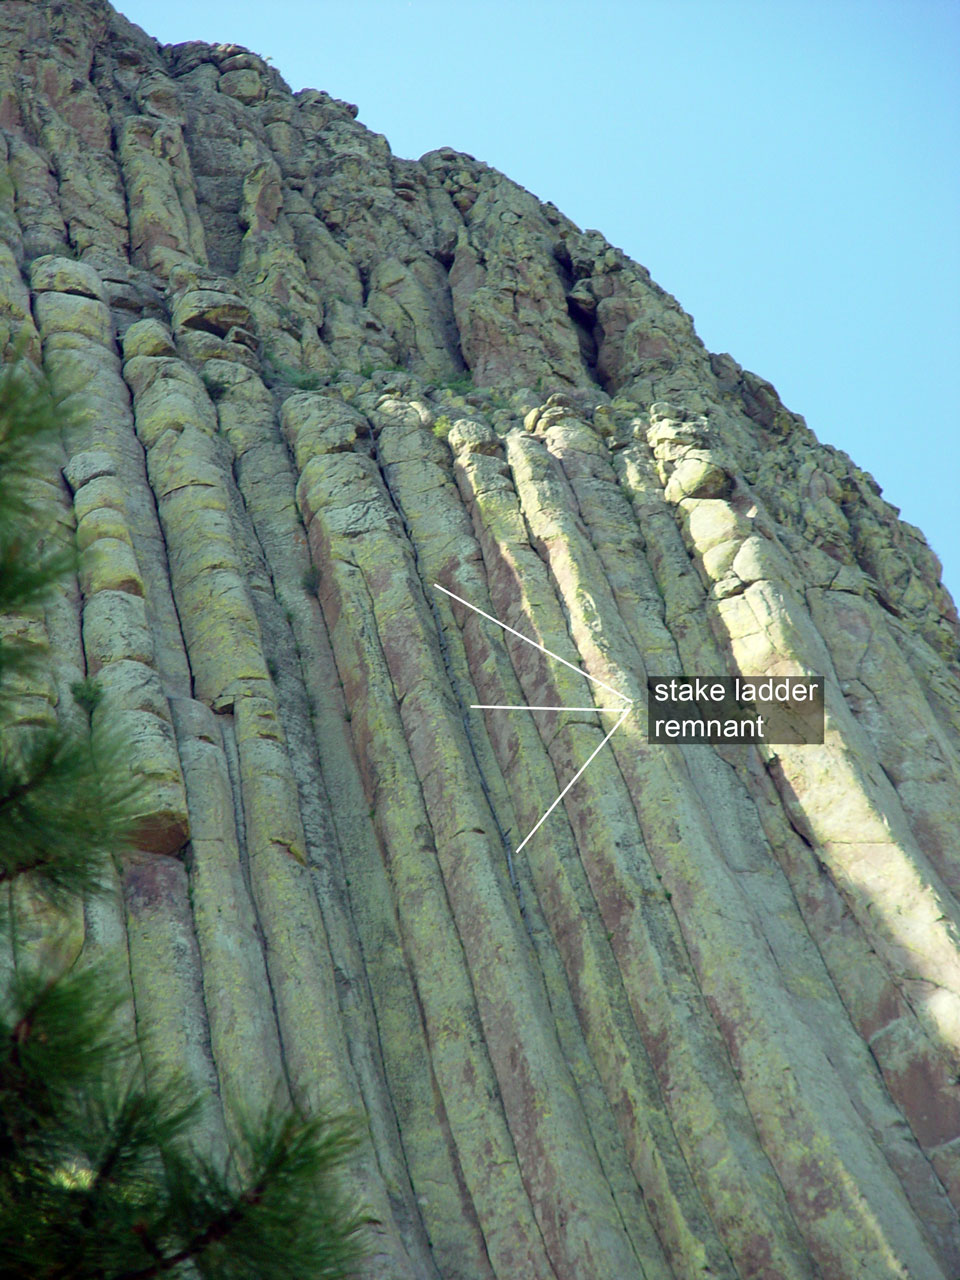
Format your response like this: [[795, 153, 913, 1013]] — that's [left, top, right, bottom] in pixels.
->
[[435, 583, 634, 852], [434, 583, 633, 705], [516, 706, 631, 852], [471, 705, 627, 712]]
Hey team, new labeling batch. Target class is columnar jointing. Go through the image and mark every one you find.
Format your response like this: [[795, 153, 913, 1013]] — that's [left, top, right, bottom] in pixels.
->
[[1, 2, 959, 1277]]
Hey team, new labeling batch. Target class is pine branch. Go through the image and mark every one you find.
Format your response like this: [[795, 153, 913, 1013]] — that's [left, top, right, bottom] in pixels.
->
[[115, 1179, 269, 1280], [0, 727, 61, 819], [0, 963, 130, 1162], [0, 722, 142, 913], [117, 1111, 370, 1280], [0, 361, 62, 527]]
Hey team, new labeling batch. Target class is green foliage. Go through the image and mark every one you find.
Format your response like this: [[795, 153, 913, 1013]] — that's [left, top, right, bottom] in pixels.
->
[[0, 366, 137, 915], [0, 365, 61, 540], [0, 718, 140, 912], [0, 361, 370, 1279], [0, 963, 131, 1142], [438, 370, 473, 395], [157, 1109, 367, 1280], [431, 414, 453, 441], [302, 563, 321, 594], [70, 676, 102, 715], [262, 352, 324, 391], [0, 967, 369, 1278]]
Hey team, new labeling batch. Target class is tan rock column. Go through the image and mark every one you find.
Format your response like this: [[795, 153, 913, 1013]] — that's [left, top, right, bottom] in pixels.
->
[[547, 409, 960, 1270], [644, 403, 960, 1204], [380, 403, 702, 1280], [294, 441, 561, 1280], [30, 266, 228, 1152], [464, 418, 948, 1277], [454, 426, 817, 1278], [213, 370, 443, 1278], [121, 326, 420, 1279]]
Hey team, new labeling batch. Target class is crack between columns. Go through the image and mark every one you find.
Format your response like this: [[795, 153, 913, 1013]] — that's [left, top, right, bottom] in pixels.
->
[[368, 420, 532, 937]]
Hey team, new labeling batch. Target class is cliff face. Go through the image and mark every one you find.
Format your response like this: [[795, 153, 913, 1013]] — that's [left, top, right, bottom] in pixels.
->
[[3, 2, 960, 1277]]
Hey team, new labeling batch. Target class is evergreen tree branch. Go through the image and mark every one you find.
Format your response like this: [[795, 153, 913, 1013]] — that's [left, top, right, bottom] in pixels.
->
[[0, 963, 130, 1163], [0, 722, 142, 913], [116, 1182, 267, 1280], [114, 1112, 370, 1280]]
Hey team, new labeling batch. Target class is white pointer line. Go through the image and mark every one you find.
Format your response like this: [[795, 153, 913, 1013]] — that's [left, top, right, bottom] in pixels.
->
[[472, 704, 625, 712], [434, 583, 632, 705], [516, 707, 631, 852]]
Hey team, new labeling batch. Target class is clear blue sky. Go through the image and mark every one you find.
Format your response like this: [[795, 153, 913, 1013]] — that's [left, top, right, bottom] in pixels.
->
[[117, 0, 960, 605]]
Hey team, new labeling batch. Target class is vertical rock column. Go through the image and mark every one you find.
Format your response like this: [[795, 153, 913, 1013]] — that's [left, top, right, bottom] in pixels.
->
[[544, 407, 960, 1270], [0, 272, 86, 981], [612, 423, 960, 1266], [504, 420, 949, 1277], [451, 422, 817, 1277], [374, 401, 680, 1280], [290, 419, 561, 1280], [120, 323, 421, 1279], [209, 364, 441, 1279], [31, 260, 225, 1152], [644, 402, 960, 1206], [281, 391, 511, 1280]]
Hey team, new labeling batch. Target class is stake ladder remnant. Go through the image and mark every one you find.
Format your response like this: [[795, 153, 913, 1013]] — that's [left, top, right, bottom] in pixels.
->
[[434, 584, 633, 851]]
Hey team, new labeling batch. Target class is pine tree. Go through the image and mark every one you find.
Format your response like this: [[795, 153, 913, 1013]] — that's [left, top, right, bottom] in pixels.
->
[[0, 361, 370, 1279]]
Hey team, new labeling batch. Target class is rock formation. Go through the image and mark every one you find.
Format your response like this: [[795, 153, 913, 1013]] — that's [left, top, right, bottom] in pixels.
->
[[2, 2, 960, 1276]]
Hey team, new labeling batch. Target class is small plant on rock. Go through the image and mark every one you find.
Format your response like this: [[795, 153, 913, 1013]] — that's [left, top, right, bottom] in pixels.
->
[[263, 351, 325, 391], [70, 676, 102, 716], [441, 371, 473, 395]]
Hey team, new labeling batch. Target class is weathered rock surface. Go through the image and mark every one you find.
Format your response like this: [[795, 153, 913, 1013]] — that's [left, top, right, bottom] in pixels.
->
[[2, 2, 960, 1276]]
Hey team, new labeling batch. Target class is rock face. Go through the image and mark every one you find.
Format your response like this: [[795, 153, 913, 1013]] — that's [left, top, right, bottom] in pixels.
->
[[3, 2, 960, 1276]]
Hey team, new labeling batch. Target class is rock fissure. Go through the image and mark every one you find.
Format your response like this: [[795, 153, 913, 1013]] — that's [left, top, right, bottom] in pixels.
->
[[369, 413, 531, 934]]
